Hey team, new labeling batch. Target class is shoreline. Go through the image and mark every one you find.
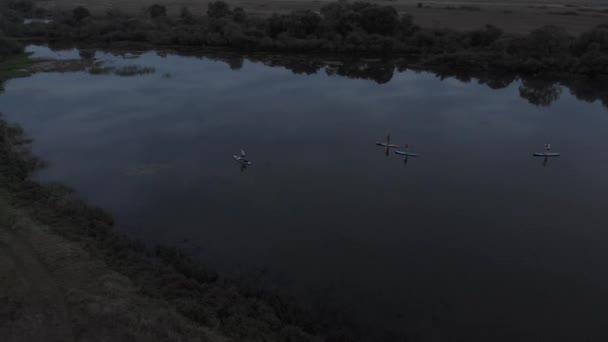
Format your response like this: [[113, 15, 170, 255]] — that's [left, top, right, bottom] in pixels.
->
[[3, 1, 608, 78], [18, 43, 608, 109], [0, 59, 334, 339]]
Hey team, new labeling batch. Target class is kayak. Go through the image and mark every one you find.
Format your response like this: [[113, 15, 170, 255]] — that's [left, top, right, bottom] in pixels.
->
[[376, 142, 400, 148], [233, 155, 252, 165], [395, 151, 419, 157], [533, 153, 561, 157]]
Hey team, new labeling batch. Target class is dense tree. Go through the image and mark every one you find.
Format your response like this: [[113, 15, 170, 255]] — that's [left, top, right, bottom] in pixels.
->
[[577, 46, 608, 76], [358, 5, 399, 35], [320, 2, 356, 35], [148, 4, 167, 19], [398, 14, 417, 37], [7, 0, 33, 14], [232, 7, 247, 23], [284, 11, 321, 38], [572, 27, 608, 56], [6, 1, 608, 77], [72, 6, 91, 23], [319, 2, 400, 36], [469, 25, 502, 47], [208, 1, 232, 19], [0, 32, 23, 59], [180, 6, 195, 24], [526, 25, 571, 58]]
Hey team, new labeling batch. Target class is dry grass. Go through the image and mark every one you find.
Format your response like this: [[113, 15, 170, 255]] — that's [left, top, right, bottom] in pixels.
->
[[0, 197, 229, 342], [34, 0, 608, 34]]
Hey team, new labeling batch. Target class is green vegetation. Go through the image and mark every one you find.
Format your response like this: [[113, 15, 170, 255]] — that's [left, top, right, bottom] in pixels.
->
[[88, 64, 114, 75], [72, 6, 91, 23], [88, 64, 156, 76], [0, 53, 31, 77], [0, 54, 31, 92], [0, 2, 26, 66], [2, 0, 608, 77], [0, 33, 24, 59], [114, 65, 156, 76]]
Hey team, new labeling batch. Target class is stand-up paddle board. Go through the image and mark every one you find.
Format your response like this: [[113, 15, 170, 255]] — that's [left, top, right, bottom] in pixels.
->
[[533, 153, 560, 157], [376, 142, 400, 148], [234, 149, 252, 165], [395, 150, 419, 157], [233, 155, 252, 165]]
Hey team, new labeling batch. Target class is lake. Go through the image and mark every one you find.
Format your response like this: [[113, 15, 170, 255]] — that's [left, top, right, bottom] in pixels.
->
[[1, 45, 608, 341]]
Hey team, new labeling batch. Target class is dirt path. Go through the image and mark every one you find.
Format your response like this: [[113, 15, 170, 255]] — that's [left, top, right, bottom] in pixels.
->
[[0, 201, 229, 342], [0, 218, 75, 342]]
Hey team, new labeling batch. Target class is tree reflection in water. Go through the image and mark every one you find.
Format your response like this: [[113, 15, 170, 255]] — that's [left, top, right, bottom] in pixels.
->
[[195, 50, 608, 108], [518, 79, 562, 107], [19, 46, 608, 109]]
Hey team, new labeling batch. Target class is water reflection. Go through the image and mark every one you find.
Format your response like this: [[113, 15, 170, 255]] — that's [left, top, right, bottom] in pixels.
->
[[19, 44, 608, 110], [519, 79, 562, 107], [150, 51, 608, 109]]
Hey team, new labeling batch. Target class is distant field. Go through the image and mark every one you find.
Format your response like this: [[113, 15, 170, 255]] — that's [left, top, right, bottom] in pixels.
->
[[36, 0, 608, 34]]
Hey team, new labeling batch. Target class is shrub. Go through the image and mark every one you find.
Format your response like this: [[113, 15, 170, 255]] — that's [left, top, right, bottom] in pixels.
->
[[148, 4, 167, 19], [572, 26, 608, 56], [398, 14, 417, 36], [0, 32, 23, 59], [284, 11, 321, 38], [180, 7, 195, 24], [526, 25, 571, 58], [358, 5, 399, 35], [469, 25, 502, 47], [208, 1, 232, 19], [232, 7, 247, 23], [577, 47, 608, 76], [7, 0, 34, 15], [72, 6, 91, 23], [320, 2, 355, 35]]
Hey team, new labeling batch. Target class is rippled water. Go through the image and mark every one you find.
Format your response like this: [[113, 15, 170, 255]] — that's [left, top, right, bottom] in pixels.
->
[[2, 46, 608, 341]]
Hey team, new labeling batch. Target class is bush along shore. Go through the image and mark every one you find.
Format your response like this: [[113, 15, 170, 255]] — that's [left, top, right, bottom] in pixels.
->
[[3, 0, 608, 77]]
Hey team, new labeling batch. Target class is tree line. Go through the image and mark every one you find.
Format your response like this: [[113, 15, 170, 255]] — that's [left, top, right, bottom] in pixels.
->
[[2, 0, 608, 76]]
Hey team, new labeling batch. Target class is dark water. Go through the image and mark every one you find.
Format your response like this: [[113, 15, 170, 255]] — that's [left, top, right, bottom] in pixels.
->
[[2, 45, 608, 341]]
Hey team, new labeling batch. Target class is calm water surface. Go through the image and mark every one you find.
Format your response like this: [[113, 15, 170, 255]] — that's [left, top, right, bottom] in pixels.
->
[[1, 46, 608, 341]]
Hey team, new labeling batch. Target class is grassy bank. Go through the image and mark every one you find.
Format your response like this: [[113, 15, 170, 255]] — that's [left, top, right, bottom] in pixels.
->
[[0, 54, 31, 89], [3, 0, 608, 77], [0, 191, 237, 342], [0, 12, 30, 86]]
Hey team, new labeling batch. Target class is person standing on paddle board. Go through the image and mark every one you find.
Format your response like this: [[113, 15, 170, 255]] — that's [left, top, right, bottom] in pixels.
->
[[240, 149, 250, 163]]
